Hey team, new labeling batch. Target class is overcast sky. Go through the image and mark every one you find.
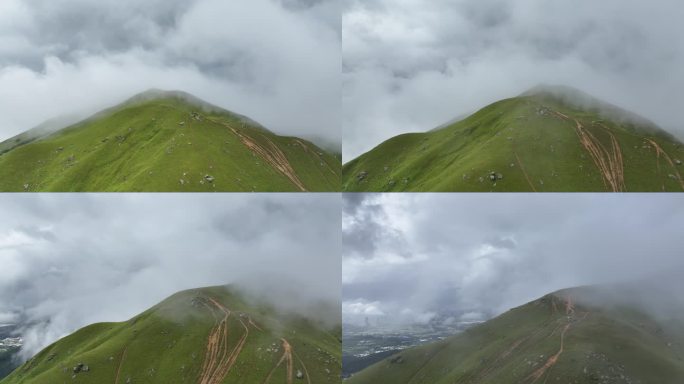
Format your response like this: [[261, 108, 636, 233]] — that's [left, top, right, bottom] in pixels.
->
[[0, 194, 340, 359], [0, 0, 340, 147], [343, 0, 684, 160], [343, 193, 684, 326]]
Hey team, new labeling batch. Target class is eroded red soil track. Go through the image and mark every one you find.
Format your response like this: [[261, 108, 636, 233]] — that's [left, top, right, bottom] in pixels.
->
[[263, 338, 296, 384], [197, 298, 252, 384], [196, 296, 310, 384], [553, 111, 625, 191], [230, 128, 307, 191], [645, 138, 684, 191], [527, 295, 588, 384]]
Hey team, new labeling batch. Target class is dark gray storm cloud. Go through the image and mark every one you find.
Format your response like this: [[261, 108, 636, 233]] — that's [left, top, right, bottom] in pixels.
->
[[342, 194, 684, 325], [343, 0, 684, 160], [0, 0, 340, 147], [0, 194, 340, 359]]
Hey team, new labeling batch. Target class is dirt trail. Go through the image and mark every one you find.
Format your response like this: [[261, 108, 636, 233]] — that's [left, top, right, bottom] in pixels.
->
[[262, 338, 295, 384], [602, 125, 625, 191], [114, 346, 128, 384], [645, 139, 684, 190], [466, 301, 566, 384], [248, 316, 263, 332], [564, 295, 575, 316], [293, 350, 312, 384], [527, 296, 587, 384], [293, 139, 338, 176], [528, 324, 571, 383], [230, 127, 307, 191], [197, 298, 249, 384], [514, 152, 538, 192], [552, 111, 625, 191]]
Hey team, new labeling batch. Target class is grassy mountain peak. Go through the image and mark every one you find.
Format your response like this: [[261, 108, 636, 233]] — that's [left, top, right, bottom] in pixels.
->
[[343, 86, 684, 192], [348, 285, 684, 383], [0, 90, 340, 191], [1, 285, 341, 384]]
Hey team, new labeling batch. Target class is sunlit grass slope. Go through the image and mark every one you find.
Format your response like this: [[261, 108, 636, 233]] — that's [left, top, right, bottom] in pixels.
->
[[343, 86, 684, 192], [0, 90, 340, 192], [2, 285, 341, 384]]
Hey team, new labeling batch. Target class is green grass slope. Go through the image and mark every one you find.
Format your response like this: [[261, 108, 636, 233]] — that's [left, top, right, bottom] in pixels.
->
[[0, 90, 341, 192], [1, 285, 341, 384], [343, 86, 684, 192], [347, 286, 684, 384]]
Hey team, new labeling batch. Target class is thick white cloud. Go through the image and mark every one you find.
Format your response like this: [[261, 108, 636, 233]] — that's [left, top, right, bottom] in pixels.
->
[[343, 0, 684, 160], [343, 194, 684, 325], [0, 0, 340, 148], [0, 194, 341, 359]]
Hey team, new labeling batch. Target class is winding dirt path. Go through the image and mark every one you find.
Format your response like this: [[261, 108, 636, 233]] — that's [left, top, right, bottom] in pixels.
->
[[564, 296, 575, 316], [528, 324, 571, 383], [206, 117, 309, 191], [230, 128, 307, 191], [248, 317, 263, 332], [527, 296, 588, 384], [293, 350, 312, 384], [114, 346, 128, 384], [197, 298, 250, 384], [645, 138, 684, 190], [464, 298, 568, 384], [514, 152, 538, 192], [293, 139, 338, 176], [262, 338, 295, 384], [552, 111, 625, 191]]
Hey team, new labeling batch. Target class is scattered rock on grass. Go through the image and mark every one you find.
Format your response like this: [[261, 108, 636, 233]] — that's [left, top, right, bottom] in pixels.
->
[[72, 363, 89, 374]]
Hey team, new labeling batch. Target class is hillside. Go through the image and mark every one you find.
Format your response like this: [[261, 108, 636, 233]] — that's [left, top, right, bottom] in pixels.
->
[[347, 286, 684, 384], [1, 285, 341, 384], [343, 86, 684, 192], [0, 90, 340, 192]]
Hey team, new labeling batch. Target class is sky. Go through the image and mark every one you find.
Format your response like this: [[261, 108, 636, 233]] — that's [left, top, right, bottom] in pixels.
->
[[0, 0, 341, 148], [0, 194, 341, 359], [342, 193, 684, 326], [343, 0, 684, 160]]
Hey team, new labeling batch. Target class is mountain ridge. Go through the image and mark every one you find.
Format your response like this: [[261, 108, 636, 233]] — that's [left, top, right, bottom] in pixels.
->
[[343, 86, 684, 192], [1, 285, 341, 384], [347, 284, 684, 383], [0, 90, 341, 191]]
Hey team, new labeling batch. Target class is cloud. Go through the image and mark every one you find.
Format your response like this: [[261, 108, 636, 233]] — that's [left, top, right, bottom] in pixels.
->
[[342, 194, 684, 325], [343, 0, 684, 160], [0, 194, 340, 359], [0, 0, 340, 148]]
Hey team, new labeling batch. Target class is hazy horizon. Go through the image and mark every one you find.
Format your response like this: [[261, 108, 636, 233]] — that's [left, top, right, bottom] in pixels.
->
[[343, 194, 684, 327]]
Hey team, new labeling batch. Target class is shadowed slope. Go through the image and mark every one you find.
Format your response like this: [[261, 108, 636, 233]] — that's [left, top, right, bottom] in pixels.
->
[[348, 285, 684, 384]]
